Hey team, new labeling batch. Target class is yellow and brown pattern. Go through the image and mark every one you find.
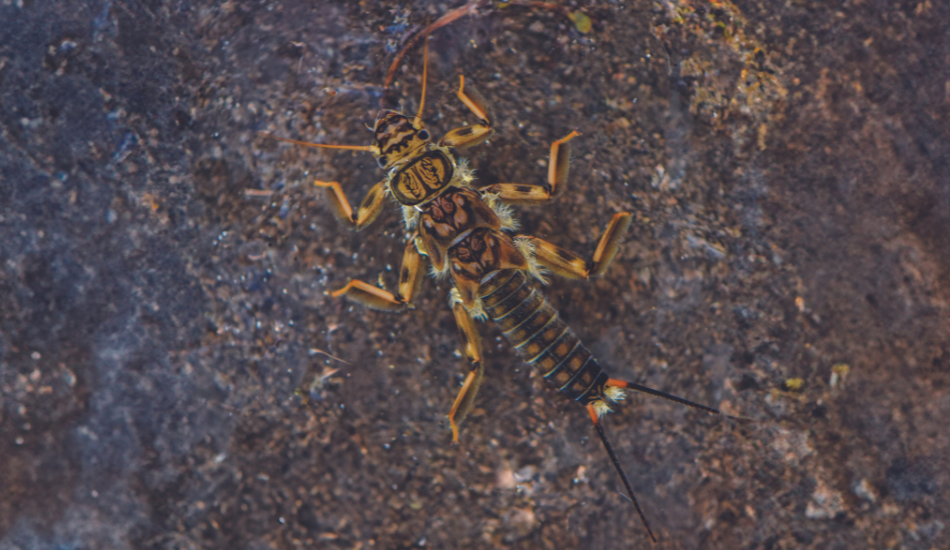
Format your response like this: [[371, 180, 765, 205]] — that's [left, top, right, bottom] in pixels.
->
[[280, 46, 724, 542], [449, 229, 527, 308], [418, 187, 501, 272], [390, 150, 455, 206], [373, 110, 430, 169], [478, 269, 608, 404]]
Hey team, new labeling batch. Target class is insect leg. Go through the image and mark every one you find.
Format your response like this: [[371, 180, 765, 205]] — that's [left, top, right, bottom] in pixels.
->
[[314, 179, 388, 231], [396, 234, 425, 306], [439, 75, 495, 149], [447, 296, 485, 443], [329, 280, 405, 311], [331, 234, 427, 311], [480, 130, 580, 203], [520, 212, 633, 280]]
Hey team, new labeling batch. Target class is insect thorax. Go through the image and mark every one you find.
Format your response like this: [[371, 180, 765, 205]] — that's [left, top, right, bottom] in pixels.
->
[[389, 149, 456, 206]]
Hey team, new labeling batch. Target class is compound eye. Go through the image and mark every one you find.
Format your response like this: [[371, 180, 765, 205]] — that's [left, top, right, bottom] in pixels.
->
[[418, 129, 430, 141], [376, 155, 388, 168]]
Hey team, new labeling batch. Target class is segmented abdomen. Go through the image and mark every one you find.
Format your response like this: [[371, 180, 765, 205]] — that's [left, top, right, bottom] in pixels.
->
[[479, 269, 608, 405]]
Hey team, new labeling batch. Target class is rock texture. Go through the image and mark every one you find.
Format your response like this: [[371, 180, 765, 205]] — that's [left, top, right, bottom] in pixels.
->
[[1, 1, 948, 549]]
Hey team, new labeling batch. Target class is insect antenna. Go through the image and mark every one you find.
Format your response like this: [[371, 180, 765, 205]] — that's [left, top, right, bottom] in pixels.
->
[[258, 133, 378, 154], [416, 18, 431, 119], [587, 403, 658, 543]]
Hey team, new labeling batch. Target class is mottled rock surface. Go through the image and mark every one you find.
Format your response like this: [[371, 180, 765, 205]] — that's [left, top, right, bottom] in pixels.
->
[[1, 1, 948, 549]]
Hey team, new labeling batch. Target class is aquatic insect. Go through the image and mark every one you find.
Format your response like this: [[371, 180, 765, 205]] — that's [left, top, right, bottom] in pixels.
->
[[267, 34, 727, 543]]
